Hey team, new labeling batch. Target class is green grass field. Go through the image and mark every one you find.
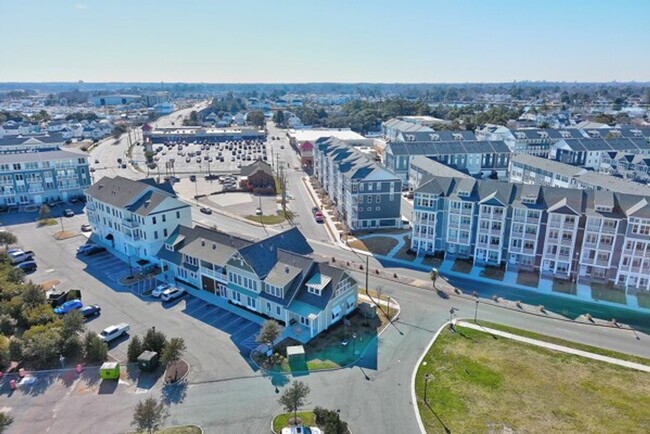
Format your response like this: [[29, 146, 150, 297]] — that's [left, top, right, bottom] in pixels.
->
[[415, 325, 650, 433], [272, 411, 315, 432]]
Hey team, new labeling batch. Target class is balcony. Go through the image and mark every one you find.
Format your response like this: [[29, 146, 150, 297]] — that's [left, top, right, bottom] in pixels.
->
[[122, 218, 140, 229]]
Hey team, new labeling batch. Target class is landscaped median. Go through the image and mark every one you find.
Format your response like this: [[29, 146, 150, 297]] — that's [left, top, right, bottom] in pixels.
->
[[413, 322, 650, 433]]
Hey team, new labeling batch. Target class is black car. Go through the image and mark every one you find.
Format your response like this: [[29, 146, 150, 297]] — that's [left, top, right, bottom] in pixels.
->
[[15, 260, 37, 273], [199, 206, 212, 215], [84, 245, 106, 256], [80, 304, 101, 318]]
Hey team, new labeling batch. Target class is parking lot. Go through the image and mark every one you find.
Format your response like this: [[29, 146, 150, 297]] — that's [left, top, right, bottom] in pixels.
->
[[5, 218, 266, 384]]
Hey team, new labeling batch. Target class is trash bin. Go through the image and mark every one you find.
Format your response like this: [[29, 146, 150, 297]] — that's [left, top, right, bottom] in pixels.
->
[[137, 351, 159, 372], [99, 362, 120, 380]]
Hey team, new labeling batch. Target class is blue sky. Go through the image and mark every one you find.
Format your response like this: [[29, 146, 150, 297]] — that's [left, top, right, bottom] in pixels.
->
[[1, 0, 649, 83]]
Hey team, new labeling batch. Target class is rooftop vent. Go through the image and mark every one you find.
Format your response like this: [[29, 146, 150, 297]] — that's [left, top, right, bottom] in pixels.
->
[[284, 265, 290, 273], [212, 243, 216, 250], [201, 239, 205, 246]]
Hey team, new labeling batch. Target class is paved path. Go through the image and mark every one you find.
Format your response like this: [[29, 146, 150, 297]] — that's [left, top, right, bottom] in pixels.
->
[[458, 320, 650, 373]]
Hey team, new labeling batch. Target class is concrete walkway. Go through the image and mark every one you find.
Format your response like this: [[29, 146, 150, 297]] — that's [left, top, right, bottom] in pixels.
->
[[457, 320, 650, 373]]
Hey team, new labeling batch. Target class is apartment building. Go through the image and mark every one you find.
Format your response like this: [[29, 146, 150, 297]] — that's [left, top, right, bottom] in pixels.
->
[[314, 137, 402, 231], [408, 156, 471, 191], [411, 175, 650, 291], [550, 136, 650, 171], [157, 225, 359, 343], [384, 135, 510, 181], [84, 176, 192, 264], [509, 154, 650, 196], [600, 151, 650, 182], [0, 135, 90, 206]]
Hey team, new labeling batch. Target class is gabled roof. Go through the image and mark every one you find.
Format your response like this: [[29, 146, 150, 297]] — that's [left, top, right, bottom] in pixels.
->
[[85, 176, 179, 212], [240, 159, 273, 177], [293, 262, 348, 310], [238, 227, 313, 278]]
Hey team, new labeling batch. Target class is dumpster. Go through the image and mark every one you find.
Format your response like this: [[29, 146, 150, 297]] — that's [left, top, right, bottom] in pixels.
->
[[137, 351, 159, 372], [99, 362, 120, 380]]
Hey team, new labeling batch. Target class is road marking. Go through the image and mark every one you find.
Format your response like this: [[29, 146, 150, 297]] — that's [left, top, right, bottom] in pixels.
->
[[221, 315, 247, 332], [45, 268, 56, 273], [231, 321, 258, 340], [195, 306, 221, 321], [186, 300, 209, 316]]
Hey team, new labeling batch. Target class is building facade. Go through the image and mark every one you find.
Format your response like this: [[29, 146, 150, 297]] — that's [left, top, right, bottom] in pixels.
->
[[0, 135, 90, 206], [157, 226, 359, 343], [314, 137, 402, 230], [411, 176, 650, 292], [84, 176, 192, 264]]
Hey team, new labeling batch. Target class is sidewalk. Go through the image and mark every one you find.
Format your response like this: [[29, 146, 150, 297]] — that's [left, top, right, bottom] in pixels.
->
[[457, 320, 650, 373]]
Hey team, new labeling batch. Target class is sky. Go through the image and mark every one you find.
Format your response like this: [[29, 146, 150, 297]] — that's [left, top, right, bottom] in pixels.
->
[[1, 0, 649, 83]]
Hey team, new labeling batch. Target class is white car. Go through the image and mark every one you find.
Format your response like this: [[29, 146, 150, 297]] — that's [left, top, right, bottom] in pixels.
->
[[152, 283, 171, 298], [161, 287, 185, 302], [77, 244, 96, 255], [98, 323, 130, 343]]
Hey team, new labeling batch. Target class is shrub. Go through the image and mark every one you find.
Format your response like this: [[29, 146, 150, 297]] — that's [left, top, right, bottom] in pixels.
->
[[23, 326, 63, 368], [62, 335, 84, 360], [127, 335, 143, 363], [0, 314, 17, 335], [8, 338, 23, 361], [83, 331, 108, 364], [142, 327, 167, 355], [314, 406, 349, 434], [24, 304, 58, 327]]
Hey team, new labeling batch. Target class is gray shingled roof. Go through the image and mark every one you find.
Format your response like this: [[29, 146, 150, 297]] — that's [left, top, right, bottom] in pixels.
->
[[85, 176, 178, 210]]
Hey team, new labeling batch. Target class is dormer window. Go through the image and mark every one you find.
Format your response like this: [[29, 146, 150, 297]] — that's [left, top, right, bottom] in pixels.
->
[[458, 190, 469, 197], [305, 273, 331, 297], [595, 206, 613, 213], [165, 243, 173, 251]]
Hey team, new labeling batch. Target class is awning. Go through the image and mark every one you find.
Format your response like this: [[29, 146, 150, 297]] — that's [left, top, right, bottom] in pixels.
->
[[305, 272, 332, 291]]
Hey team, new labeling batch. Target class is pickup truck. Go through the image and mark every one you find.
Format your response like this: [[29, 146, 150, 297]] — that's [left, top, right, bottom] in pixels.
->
[[98, 323, 130, 343], [48, 289, 82, 307], [8, 250, 35, 265]]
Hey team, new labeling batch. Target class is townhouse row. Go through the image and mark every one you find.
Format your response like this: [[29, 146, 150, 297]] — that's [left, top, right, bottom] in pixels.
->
[[313, 137, 403, 231], [411, 176, 650, 291]]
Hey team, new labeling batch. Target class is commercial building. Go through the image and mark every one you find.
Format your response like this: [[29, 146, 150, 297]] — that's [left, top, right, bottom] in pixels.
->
[[509, 154, 650, 196], [411, 176, 650, 291], [156, 225, 359, 343], [240, 159, 275, 194], [149, 126, 265, 144], [84, 176, 192, 264], [0, 134, 90, 206], [91, 95, 141, 107], [314, 137, 402, 231], [287, 128, 367, 168]]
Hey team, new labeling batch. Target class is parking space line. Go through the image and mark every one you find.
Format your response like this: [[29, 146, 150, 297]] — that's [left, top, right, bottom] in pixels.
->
[[195, 306, 221, 321], [185, 300, 209, 316], [221, 316, 247, 332], [184, 297, 205, 311], [231, 322, 259, 341], [210, 310, 236, 326]]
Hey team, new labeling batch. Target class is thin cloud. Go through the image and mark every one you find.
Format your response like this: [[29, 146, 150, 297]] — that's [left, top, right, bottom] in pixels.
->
[[75, 4, 88, 9]]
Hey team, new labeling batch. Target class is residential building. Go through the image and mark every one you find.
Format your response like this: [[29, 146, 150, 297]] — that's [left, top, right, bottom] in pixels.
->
[[550, 135, 650, 171], [509, 154, 650, 196], [314, 137, 402, 231], [600, 151, 650, 182], [380, 118, 433, 142], [84, 176, 192, 264], [0, 134, 90, 206], [410, 175, 650, 291], [287, 128, 367, 169], [384, 135, 510, 181], [408, 156, 471, 191], [157, 225, 359, 343]]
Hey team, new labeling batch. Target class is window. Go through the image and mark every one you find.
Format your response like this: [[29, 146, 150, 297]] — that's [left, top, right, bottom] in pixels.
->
[[307, 286, 322, 296], [154, 231, 158, 240], [152, 216, 157, 225], [376, 195, 381, 203], [176, 211, 180, 219], [276, 306, 281, 315], [162, 214, 166, 223], [163, 228, 168, 237]]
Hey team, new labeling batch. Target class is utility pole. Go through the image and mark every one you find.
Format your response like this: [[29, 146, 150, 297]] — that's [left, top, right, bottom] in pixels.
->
[[280, 166, 287, 217]]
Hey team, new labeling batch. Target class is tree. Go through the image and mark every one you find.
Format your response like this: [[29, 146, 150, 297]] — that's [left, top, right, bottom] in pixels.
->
[[0, 336, 9, 371], [247, 110, 266, 128], [127, 335, 143, 363], [278, 381, 310, 423], [430, 268, 439, 288], [38, 204, 51, 220], [61, 310, 85, 336], [161, 337, 186, 381], [24, 304, 58, 327], [256, 319, 281, 350], [273, 110, 285, 126], [23, 326, 62, 367], [61, 335, 83, 360], [314, 407, 349, 434], [131, 397, 169, 434], [0, 231, 17, 252], [0, 314, 17, 335], [83, 331, 108, 363], [0, 411, 13, 434], [142, 327, 167, 355], [21, 282, 45, 308]]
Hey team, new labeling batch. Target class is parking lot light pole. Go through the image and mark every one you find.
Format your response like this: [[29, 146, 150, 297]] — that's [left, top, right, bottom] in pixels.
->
[[449, 307, 458, 331], [424, 373, 432, 404], [474, 299, 479, 322]]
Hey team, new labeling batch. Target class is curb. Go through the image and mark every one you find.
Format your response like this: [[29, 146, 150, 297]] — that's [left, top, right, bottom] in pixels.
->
[[271, 410, 354, 434], [410, 321, 450, 434], [162, 358, 190, 385]]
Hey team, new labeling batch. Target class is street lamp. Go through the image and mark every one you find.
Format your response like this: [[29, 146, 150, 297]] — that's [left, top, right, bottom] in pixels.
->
[[352, 332, 357, 355], [474, 299, 479, 322], [449, 307, 458, 331], [424, 373, 432, 404]]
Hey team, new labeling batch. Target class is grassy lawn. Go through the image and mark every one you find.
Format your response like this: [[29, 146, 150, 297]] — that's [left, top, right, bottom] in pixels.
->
[[393, 236, 416, 261], [245, 210, 293, 224], [359, 236, 399, 256], [479, 266, 505, 281], [451, 258, 473, 274], [470, 320, 650, 366], [552, 278, 577, 295], [346, 239, 369, 252], [637, 291, 650, 309], [272, 411, 315, 433], [37, 217, 58, 226], [591, 282, 628, 305], [416, 325, 650, 434], [516, 270, 540, 287]]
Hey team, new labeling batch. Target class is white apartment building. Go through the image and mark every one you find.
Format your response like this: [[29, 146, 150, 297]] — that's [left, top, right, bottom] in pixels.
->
[[85, 176, 192, 264]]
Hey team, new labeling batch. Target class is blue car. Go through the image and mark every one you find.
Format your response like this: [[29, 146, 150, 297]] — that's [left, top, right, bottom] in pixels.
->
[[80, 304, 101, 318], [53, 299, 83, 315]]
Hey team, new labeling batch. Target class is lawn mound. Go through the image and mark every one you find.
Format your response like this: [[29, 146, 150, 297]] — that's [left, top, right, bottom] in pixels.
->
[[164, 359, 189, 384]]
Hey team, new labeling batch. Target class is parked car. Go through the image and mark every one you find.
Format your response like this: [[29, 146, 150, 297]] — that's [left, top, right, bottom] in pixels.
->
[[81, 224, 92, 232], [312, 207, 321, 215], [48, 289, 82, 307], [120, 163, 127, 169], [98, 323, 130, 343], [77, 243, 95, 255], [199, 206, 212, 215], [151, 283, 170, 298], [84, 245, 106, 256], [9, 250, 35, 265], [63, 209, 74, 217], [161, 287, 185, 302], [53, 299, 83, 315], [189, 175, 196, 182], [14, 260, 37, 273], [80, 304, 101, 318], [256, 207, 263, 215]]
